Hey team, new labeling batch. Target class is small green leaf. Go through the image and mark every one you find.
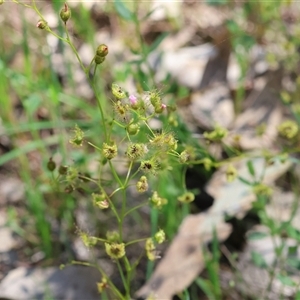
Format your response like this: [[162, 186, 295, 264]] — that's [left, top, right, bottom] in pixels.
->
[[247, 160, 256, 177], [287, 257, 300, 270], [149, 32, 169, 53], [23, 93, 42, 116], [287, 245, 297, 256], [206, 0, 228, 5], [277, 274, 296, 287], [141, 6, 160, 22], [195, 278, 215, 299], [286, 224, 300, 242], [247, 231, 268, 241], [238, 176, 252, 186], [114, 0, 134, 21], [251, 251, 267, 268], [226, 20, 239, 33]]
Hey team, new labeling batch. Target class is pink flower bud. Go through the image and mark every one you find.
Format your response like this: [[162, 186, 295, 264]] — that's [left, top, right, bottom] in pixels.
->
[[161, 103, 167, 109], [129, 95, 137, 106]]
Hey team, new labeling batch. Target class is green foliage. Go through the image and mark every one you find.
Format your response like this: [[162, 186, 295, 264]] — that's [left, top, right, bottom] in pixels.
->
[[2, 0, 300, 299], [196, 230, 222, 300], [251, 251, 268, 268], [114, 0, 134, 21]]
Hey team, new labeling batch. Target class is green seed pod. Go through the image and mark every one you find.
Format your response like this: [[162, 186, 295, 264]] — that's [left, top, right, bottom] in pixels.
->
[[92, 193, 109, 209], [69, 124, 84, 147], [96, 199, 109, 209], [58, 165, 68, 175], [179, 150, 189, 164], [126, 123, 140, 135], [94, 55, 105, 65], [96, 44, 109, 57], [154, 104, 163, 114], [149, 90, 161, 107], [65, 185, 74, 193], [60, 3, 71, 23], [36, 20, 48, 30], [47, 158, 56, 172], [106, 231, 120, 242]]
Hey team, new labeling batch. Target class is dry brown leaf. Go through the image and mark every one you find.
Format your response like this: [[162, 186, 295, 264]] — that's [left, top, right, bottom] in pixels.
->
[[220, 225, 300, 299], [136, 214, 231, 300], [136, 156, 292, 299], [226, 69, 284, 150], [208, 156, 292, 218], [189, 83, 234, 129]]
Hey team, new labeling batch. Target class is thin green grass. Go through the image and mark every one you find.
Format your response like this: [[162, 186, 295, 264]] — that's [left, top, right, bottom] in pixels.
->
[[1, 0, 300, 298]]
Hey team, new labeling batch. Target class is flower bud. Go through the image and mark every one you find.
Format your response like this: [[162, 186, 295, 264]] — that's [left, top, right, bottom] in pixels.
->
[[36, 20, 48, 30], [226, 164, 237, 182], [177, 191, 195, 203], [154, 229, 165, 244], [150, 191, 168, 209], [179, 150, 190, 164], [97, 278, 108, 293], [60, 3, 71, 24], [92, 193, 109, 209], [112, 83, 126, 99], [58, 165, 68, 175], [106, 231, 120, 242], [47, 157, 56, 172], [126, 143, 148, 160], [126, 122, 140, 135], [113, 100, 129, 122], [69, 124, 84, 147], [96, 44, 108, 57], [94, 55, 105, 65], [105, 242, 125, 259], [78, 230, 97, 248], [96, 199, 109, 209], [66, 166, 78, 182], [129, 94, 137, 106], [136, 176, 148, 193], [102, 142, 118, 160], [140, 159, 159, 175], [203, 125, 228, 142], [65, 185, 74, 193], [278, 120, 299, 139], [168, 114, 178, 127], [149, 90, 161, 107], [145, 238, 156, 261], [164, 133, 177, 150], [155, 103, 167, 114], [179, 147, 196, 164], [253, 183, 273, 197], [202, 157, 214, 171]]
